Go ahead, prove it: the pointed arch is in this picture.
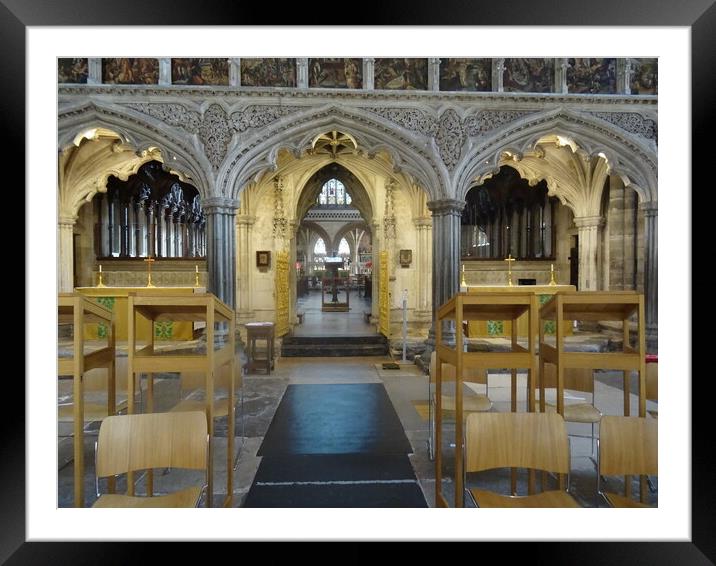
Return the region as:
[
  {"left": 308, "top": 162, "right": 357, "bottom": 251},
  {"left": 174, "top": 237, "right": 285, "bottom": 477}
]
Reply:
[
  {"left": 219, "top": 105, "right": 446, "bottom": 201},
  {"left": 454, "top": 108, "right": 657, "bottom": 205},
  {"left": 58, "top": 100, "right": 212, "bottom": 199}
]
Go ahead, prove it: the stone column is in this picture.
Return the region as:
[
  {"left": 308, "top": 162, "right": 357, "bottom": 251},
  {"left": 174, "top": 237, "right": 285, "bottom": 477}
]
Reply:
[
  {"left": 493, "top": 58, "right": 505, "bottom": 92},
  {"left": 426, "top": 199, "right": 465, "bottom": 347},
  {"left": 236, "top": 214, "right": 255, "bottom": 318},
  {"left": 297, "top": 58, "right": 309, "bottom": 88},
  {"left": 58, "top": 215, "right": 76, "bottom": 292},
  {"left": 428, "top": 58, "right": 441, "bottom": 91},
  {"left": 556, "top": 58, "right": 568, "bottom": 93},
  {"left": 203, "top": 197, "right": 239, "bottom": 309},
  {"left": 574, "top": 215, "right": 604, "bottom": 291},
  {"left": 158, "top": 58, "right": 171, "bottom": 86},
  {"left": 618, "top": 58, "right": 631, "bottom": 94},
  {"left": 88, "top": 58, "right": 102, "bottom": 85},
  {"left": 641, "top": 202, "right": 658, "bottom": 352},
  {"left": 364, "top": 58, "right": 375, "bottom": 90},
  {"left": 229, "top": 58, "right": 241, "bottom": 86},
  {"left": 413, "top": 217, "right": 432, "bottom": 314}
]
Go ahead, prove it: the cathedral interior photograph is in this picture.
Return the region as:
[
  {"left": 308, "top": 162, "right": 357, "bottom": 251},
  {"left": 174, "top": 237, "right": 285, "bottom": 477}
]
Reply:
[{"left": 55, "top": 56, "right": 658, "bottom": 511}]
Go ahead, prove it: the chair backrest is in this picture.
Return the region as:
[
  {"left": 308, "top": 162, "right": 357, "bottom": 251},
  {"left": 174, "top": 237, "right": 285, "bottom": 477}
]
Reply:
[
  {"left": 82, "top": 355, "right": 129, "bottom": 392},
  {"left": 179, "top": 361, "right": 242, "bottom": 394},
  {"left": 465, "top": 412, "right": 570, "bottom": 474},
  {"left": 430, "top": 351, "right": 487, "bottom": 385},
  {"left": 646, "top": 362, "right": 658, "bottom": 402},
  {"left": 96, "top": 411, "right": 208, "bottom": 478},
  {"left": 539, "top": 363, "right": 595, "bottom": 394},
  {"left": 599, "top": 416, "right": 657, "bottom": 477}
]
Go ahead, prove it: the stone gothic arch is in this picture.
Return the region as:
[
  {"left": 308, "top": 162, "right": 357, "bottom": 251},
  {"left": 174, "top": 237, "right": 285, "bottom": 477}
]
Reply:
[
  {"left": 58, "top": 100, "right": 212, "bottom": 200},
  {"left": 453, "top": 108, "right": 657, "bottom": 205},
  {"left": 219, "top": 105, "right": 447, "bottom": 202}
]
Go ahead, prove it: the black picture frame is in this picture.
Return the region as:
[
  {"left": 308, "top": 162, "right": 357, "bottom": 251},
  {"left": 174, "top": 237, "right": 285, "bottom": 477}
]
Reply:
[
  {"left": 16, "top": 1, "right": 709, "bottom": 561},
  {"left": 399, "top": 249, "right": 412, "bottom": 267},
  {"left": 256, "top": 250, "right": 271, "bottom": 269}
]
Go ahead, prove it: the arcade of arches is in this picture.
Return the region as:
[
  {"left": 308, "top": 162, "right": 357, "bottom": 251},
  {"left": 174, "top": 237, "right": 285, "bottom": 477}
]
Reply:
[{"left": 56, "top": 57, "right": 658, "bottom": 509}]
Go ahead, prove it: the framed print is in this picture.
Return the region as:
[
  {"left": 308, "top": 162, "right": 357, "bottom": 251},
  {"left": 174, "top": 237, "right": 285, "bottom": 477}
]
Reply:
[
  {"left": 19, "top": 2, "right": 708, "bottom": 559},
  {"left": 256, "top": 250, "right": 271, "bottom": 268},
  {"left": 399, "top": 249, "right": 412, "bottom": 267}
]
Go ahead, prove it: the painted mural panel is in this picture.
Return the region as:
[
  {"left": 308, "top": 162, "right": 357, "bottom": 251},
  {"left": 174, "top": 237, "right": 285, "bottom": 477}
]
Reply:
[
  {"left": 58, "top": 58, "right": 88, "bottom": 83},
  {"left": 102, "top": 58, "right": 158, "bottom": 84},
  {"left": 374, "top": 59, "right": 428, "bottom": 90},
  {"left": 308, "top": 58, "right": 362, "bottom": 89},
  {"left": 630, "top": 58, "right": 657, "bottom": 94},
  {"left": 439, "top": 58, "right": 492, "bottom": 91},
  {"left": 171, "top": 58, "right": 229, "bottom": 85},
  {"left": 240, "top": 59, "right": 296, "bottom": 87},
  {"left": 503, "top": 58, "right": 554, "bottom": 93},
  {"left": 566, "top": 58, "right": 616, "bottom": 94}
]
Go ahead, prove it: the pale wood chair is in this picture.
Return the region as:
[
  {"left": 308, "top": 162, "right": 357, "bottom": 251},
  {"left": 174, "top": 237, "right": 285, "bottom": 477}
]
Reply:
[
  {"left": 92, "top": 411, "right": 208, "bottom": 508},
  {"left": 598, "top": 415, "right": 657, "bottom": 507},
  {"left": 537, "top": 364, "right": 602, "bottom": 461},
  {"left": 646, "top": 360, "right": 658, "bottom": 418},
  {"left": 428, "top": 351, "right": 492, "bottom": 461},
  {"left": 464, "top": 412, "right": 580, "bottom": 507}
]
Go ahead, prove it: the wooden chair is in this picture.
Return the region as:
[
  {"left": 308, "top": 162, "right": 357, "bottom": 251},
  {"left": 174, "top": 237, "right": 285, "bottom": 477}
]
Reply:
[
  {"left": 537, "top": 364, "right": 602, "bottom": 462},
  {"left": 428, "top": 351, "right": 492, "bottom": 461},
  {"left": 170, "top": 361, "right": 244, "bottom": 469},
  {"left": 464, "top": 412, "right": 580, "bottom": 507},
  {"left": 598, "top": 415, "right": 657, "bottom": 507},
  {"left": 93, "top": 411, "right": 208, "bottom": 507},
  {"left": 58, "top": 356, "right": 136, "bottom": 428}
]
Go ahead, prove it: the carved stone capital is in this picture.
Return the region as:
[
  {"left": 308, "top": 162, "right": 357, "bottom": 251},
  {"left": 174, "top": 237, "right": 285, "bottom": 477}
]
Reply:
[
  {"left": 202, "top": 196, "right": 239, "bottom": 214},
  {"left": 427, "top": 198, "right": 465, "bottom": 216},
  {"left": 236, "top": 214, "right": 256, "bottom": 226},
  {"left": 573, "top": 215, "right": 605, "bottom": 229},
  {"left": 58, "top": 215, "right": 77, "bottom": 227},
  {"left": 639, "top": 201, "right": 658, "bottom": 217},
  {"left": 413, "top": 216, "right": 432, "bottom": 228}
]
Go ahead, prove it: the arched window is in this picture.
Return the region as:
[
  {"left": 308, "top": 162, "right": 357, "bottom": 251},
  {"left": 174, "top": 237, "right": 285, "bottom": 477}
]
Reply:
[
  {"left": 316, "top": 178, "right": 352, "bottom": 206},
  {"left": 313, "top": 237, "right": 327, "bottom": 255},
  {"left": 338, "top": 237, "right": 350, "bottom": 256}
]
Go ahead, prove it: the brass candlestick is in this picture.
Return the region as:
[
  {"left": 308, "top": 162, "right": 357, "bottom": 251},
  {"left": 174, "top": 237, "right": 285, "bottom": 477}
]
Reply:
[
  {"left": 504, "top": 254, "right": 516, "bottom": 287},
  {"left": 460, "top": 264, "right": 467, "bottom": 288},
  {"left": 96, "top": 264, "right": 106, "bottom": 288},
  {"left": 143, "top": 256, "right": 156, "bottom": 287},
  {"left": 549, "top": 263, "right": 557, "bottom": 286},
  {"left": 195, "top": 265, "right": 200, "bottom": 287}
]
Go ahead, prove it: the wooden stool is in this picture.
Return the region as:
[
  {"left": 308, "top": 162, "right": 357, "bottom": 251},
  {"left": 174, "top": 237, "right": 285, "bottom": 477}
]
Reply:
[{"left": 245, "top": 322, "right": 275, "bottom": 374}]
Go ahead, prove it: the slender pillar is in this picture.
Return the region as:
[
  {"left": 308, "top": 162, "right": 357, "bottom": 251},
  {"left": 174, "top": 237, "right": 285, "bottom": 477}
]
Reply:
[
  {"left": 641, "top": 202, "right": 658, "bottom": 352},
  {"left": 159, "top": 58, "right": 171, "bottom": 86},
  {"left": 236, "top": 214, "right": 255, "bottom": 317},
  {"left": 574, "top": 215, "right": 604, "bottom": 291},
  {"left": 297, "top": 58, "right": 309, "bottom": 89},
  {"left": 58, "top": 215, "right": 76, "bottom": 292},
  {"left": 426, "top": 199, "right": 465, "bottom": 347},
  {"left": 414, "top": 217, "right": 432, "bottom": 314},
  {"left": 204, "top": 197, "right": 239, "bottom": 309},
  {"left": 428, "top": 58, "right": 441, "bottom": 91},
  {"left": 364, "top": 58, "right": 375, "bottom": 90}
]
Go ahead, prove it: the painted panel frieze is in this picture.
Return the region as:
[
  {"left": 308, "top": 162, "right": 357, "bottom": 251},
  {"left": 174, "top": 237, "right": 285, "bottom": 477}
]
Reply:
[
  {"left": 171, "top": 58, "right": 229, "bottom": 85},
  {"left": 439, "top": 58, "right": 492, "bottom": 91},
  {"left": 58, "top": 58, "right": 88, "bottom": 83},
  {"left": 308, "top": 58, "right": 362, "bottom": 89},
  {"left": 240, "top": 58, "right": 297, "bottom": 87},
  {"left": 374, "top": 58, "right": 428, "bottom": 90},
  {"left": 503, "top": 58, "right": 554, "bottom": 93},
  {"left": 566, "top": 58, "right": 616, "bottom": 94},
  {"left": 630, "top": 58, "right": 657, "bottom": 95},
  {"left": 102, "top": 58, "right": 159, "bottom": 84}
]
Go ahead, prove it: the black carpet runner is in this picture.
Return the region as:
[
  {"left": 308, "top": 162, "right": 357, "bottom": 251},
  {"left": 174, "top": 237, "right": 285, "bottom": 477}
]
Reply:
[{"left": 244, "top": 383, "right": 427, "bottom": 507}]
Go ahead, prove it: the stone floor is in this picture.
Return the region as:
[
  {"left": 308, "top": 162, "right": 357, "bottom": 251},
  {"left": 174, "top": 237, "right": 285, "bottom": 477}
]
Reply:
[
  {"left": 293, "top": 289, "right": 374, "bottom": 336},
  {"left": 58, "top": 336, "right": 657, "bottom": 508}
]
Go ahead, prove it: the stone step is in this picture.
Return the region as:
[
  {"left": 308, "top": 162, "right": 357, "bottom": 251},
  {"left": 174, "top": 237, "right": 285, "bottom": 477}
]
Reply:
[
  {"left": 281, "top": 342, "right": 388, "bottom": 357},
  {"left": 282, "top": 335, "right": 388, "bottom": 346}
]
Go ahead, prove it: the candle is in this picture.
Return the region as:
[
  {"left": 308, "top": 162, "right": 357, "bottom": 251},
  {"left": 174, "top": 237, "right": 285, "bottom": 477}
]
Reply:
[
  {"left": 99, "top": 264, "right": 102, "bottom": 273},
  {"left": 551, "top": 264, "right": 554, "bottom": 272},
  {"left": 195, "top": 265, "right": 199, "bottom": 273}
]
